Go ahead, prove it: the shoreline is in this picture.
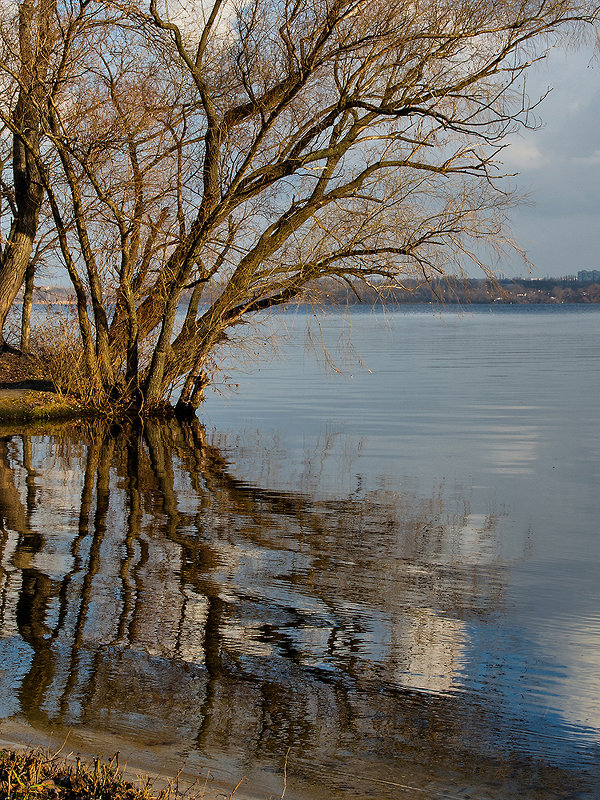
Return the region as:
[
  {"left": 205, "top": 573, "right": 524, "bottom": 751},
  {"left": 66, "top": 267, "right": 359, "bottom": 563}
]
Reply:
[
  {"left": 0, "top": 720, "right": 281, "bottom": 800},
  {"left": 0, "top": 731, "right": 252, "bottom": 800},
  {"left": 0, "top": 387, "right": 84, "bottom": 422},
  {"left": 0, "top": 745, "right": 197, "bottom": 800}
]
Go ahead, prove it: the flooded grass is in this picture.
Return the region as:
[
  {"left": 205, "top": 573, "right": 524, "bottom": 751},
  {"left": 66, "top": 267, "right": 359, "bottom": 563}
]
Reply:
[{"left": 0, "top": 748, "right": 229, "bottom": 800}]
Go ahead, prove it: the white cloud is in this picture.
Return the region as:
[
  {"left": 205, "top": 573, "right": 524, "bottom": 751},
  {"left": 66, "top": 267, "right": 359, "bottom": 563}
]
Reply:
[
  {"left": 572, "top": 148, "right": 600, "bottom": 166},
  {"left": 503, "top": 137, "right": 547, "bottom": 171}
]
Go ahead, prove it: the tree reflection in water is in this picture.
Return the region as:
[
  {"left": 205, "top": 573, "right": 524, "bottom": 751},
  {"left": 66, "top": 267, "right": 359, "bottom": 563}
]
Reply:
[{"left": 0, "top": 420, "right": 595, "bottom": 799}]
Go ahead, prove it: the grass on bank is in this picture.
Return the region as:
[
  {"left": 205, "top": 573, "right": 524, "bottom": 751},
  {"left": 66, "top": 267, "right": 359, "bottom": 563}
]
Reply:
[
  {"left": 0, "top": 748, "right": 242, "bottom": 800},
  {"left": 0, "top": 392, "right": 83, "bottom": 422}
]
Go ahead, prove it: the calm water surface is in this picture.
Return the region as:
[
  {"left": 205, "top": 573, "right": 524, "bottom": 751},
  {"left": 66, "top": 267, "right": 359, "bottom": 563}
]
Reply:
[{"left": 0, "top": 305, "right": 599, "bottom": 799}]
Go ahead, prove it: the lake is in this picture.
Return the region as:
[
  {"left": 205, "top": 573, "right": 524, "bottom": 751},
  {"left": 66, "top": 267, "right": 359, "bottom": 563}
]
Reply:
[{"left": 1, "top": 304, "right": 599, "bottom": 799}]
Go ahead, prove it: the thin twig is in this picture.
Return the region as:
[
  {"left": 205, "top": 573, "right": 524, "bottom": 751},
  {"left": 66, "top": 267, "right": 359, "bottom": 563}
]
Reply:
[{"left": 280, "top": 747, "right": 290, "bottom": 800}]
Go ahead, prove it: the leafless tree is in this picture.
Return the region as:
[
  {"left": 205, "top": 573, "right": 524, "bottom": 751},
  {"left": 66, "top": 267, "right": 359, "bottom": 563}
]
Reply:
[
  {"left": 3, "top": 0, "right": 599, "bottom": 414},
  {"left": 0, "top": 0, "right": 57, "bottom": 349},
  {"left": 0, "top": 0, "right": 117, "bottom": 350}
]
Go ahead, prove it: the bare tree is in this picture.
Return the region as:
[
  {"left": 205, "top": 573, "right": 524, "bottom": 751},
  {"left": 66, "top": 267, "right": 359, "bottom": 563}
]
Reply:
[
  {"left": 0, "top": 0, "right": 109, "bottom": 350},
  {"left": 145, "top": 0, "right": 600, "bottom": 413},
  {"left": 0, "top": 0, "right": 57, "bottom": 349},
  {"left": 5, "top": 0, "right": 598, "bottom": 413},
  {"left": 37, "top": 19, "right": 196, "bottom": 403}
]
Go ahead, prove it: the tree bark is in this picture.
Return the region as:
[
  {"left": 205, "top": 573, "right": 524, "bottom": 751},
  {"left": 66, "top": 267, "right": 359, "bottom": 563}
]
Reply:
[
  {"left": 20, "top": 260, "right": 34, "bottom": 351},
  {"left": 0, "top": 226, "right": 41, "bottom": 349},
  {"left": 175, "top": 367, "right": 209, "bottom": 418}
]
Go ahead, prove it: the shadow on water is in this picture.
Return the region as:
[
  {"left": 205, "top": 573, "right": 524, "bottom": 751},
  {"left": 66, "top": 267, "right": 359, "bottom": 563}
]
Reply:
[{"left": 0, "top": 419, "right": 598, "bottom": 799}]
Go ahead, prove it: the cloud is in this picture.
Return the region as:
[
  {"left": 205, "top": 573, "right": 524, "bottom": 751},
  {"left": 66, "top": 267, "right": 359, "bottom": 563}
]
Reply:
[
  {"left": 572, "top": 148, "right": 600, "bottom": 166},
  {"left": 498, "top": 44, "right": 600, "bottom": 276},
  {"left": 503, "top": 138, "right": 547, "bottom": 171}
]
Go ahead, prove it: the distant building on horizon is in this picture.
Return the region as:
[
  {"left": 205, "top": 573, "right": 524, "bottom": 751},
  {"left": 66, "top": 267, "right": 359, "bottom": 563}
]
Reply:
[{"left": 577, "top": 269, "right": 600, "bottom": 282}]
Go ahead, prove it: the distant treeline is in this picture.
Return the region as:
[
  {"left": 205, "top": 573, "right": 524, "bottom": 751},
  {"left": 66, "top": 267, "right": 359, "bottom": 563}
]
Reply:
[
  {"left": 302, "top": 278, "right": 600, "bottom": 305},
  {"left": 32, "top": 277, "right": 600, "bottom": 309}
]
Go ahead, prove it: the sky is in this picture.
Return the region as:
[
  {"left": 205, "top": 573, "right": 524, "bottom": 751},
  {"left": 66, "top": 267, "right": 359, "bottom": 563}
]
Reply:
[{"left": 500, "top": 43, "right": 600, "bottom": 278}]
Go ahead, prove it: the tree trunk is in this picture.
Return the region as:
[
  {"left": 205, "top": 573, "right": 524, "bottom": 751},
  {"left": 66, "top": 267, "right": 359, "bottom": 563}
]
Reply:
[
  {"left": 20, "top": 261, "right": 34, "bottom": 351},
  {"left": 144, "top": 284, "right": 183, "bottom": 410},
  {"left": 175, "top": 365, "right": 208, "bottom": 418},
  {"left": 0, "top": 225, "right": 40, "bottom": 349},
  {"left": 0, "top": 0, "right": 56, "bottom": 347}
]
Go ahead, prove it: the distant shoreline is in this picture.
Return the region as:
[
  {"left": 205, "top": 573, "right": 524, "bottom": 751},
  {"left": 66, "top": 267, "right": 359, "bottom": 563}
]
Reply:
[
  {"left": 21, "top": 278, "right": 600, "bottom": 308},
  {"left": 304, "top": 278, "right": 600, "bottom": 306}
]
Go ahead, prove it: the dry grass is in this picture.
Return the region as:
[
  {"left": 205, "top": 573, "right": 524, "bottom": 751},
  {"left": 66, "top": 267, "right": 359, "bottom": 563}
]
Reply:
[
  {"left": 0, "top": 748, "right": 218, "bottom": 800},
  {"left": 27, "top": 324, "right": 107, "bottom": 411},
  {"left": 0, "top": 321, "right": 105, "bottom": 420},
  {"left": 0, "top": 351, "right": 46, "bottom": 386}
]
